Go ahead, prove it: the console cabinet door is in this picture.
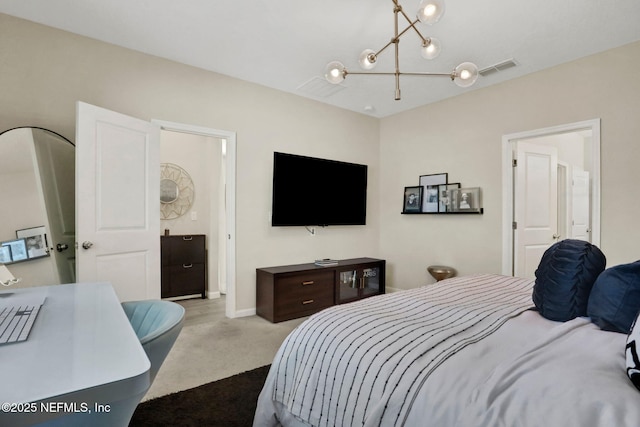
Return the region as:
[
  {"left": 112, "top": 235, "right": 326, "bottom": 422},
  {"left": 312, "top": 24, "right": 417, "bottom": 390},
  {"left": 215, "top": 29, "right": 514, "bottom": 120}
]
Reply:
[{"left": 336, "top": 264, "right": 383, "bottom": 304}]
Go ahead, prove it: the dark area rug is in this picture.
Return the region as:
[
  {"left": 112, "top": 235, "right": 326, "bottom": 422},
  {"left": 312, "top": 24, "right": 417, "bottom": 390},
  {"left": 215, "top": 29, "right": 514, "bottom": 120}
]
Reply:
[{"left": 129, "top": 365, "right": 271, "bottom": 427}]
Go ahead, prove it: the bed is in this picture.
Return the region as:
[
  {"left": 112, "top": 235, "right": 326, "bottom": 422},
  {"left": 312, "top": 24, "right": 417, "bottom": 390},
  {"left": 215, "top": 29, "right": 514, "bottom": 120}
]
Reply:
[{"left": 253, "top": 267, "right": 640, "bottom": 427}]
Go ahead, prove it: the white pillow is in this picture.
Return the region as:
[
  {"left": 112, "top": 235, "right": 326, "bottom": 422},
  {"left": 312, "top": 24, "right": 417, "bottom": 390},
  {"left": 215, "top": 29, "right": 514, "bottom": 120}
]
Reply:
[{"left": 625, "top": 312, "right": 640, "bottom": 391}]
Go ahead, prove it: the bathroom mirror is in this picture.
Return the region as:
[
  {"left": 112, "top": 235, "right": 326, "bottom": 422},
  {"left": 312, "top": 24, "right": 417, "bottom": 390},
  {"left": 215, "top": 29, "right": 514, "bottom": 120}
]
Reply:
[{"left": 0, "top": 127, "right": 75, "bottom": 286}]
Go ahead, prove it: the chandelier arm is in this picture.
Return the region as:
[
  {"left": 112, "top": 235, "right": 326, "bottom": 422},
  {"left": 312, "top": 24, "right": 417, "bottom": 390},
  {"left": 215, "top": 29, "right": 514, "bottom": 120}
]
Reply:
[
  {"left": 372, "top": 20, "right": 427, "bottom": 60},
  {"left": 373, "top": 40, "right": 396, "bottom": 59},
  {"left": 394, "top": 4, "right": 401, "bottom": 100},
  {"left": 398, "top": 8, "right": 429, "bottom": 43},
  {"left": 393, "top": 0, "right": 428, "bottom": 42},
  {"left": 371, "top": 4, "right": 426, "bottom": 63},
  {"left": 400, "top": 72, "right": 453, "bottom": 77},
  {"left": 397, "top": 20, "right": 423, "bottom": 43},
  {"left": 344, "top": 71, "right": 452, "bottom": 77}
]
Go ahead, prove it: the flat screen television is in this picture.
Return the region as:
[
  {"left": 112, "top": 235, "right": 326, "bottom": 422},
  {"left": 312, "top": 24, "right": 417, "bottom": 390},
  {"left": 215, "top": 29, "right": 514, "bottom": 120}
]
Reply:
[{"left": 271, "top": 152, "right": 368, "bottom": 226}]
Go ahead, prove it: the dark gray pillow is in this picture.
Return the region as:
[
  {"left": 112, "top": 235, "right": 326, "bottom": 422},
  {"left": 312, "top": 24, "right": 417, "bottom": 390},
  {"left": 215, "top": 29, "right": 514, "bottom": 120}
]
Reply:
[
  {"left": 533, "top": 239, "right": 606, "bottom": 322},
  {"left": 588, "top": 261, "right": 640, "bottom": 333}
]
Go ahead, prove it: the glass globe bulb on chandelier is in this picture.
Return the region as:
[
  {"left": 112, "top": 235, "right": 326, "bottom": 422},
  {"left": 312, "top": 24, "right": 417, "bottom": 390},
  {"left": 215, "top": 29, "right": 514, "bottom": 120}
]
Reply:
[{"left": 324, "top": 0, "right": 478, "bottom": 101}]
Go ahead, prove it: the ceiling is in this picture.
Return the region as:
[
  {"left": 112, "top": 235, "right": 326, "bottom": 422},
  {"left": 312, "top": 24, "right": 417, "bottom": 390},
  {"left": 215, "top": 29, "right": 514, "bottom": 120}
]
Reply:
[{"left": 1, "top": 0, "right": 640, "bottom": 118}]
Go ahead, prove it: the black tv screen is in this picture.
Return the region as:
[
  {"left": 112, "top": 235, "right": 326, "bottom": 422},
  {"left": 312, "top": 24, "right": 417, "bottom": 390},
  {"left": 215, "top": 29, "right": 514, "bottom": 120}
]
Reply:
[{"left": 271, "top": 152, "right": 367, "bottom": 226}]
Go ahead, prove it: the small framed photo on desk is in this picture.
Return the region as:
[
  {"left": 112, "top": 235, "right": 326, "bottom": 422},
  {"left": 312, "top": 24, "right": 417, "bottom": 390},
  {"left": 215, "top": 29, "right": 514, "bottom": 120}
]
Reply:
[
  {"left": 0, "top": 246, "right": 11, "bottom": 263},
  {"left": 1, "top": 238, "right": 28, "bottom": 263},
  {"left": 17, "top": 226, "right": 49, "bottom": 259}
]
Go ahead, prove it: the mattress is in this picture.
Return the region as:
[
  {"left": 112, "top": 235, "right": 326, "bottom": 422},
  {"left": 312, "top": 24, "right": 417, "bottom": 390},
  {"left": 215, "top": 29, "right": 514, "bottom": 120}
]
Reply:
[{"left": 254, "top": 274, "right": 640, "bottom": 427}]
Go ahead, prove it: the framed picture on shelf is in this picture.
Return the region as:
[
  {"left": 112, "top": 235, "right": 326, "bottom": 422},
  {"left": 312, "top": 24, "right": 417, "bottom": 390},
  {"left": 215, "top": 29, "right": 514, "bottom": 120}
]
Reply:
[
  {"left": 1, "top": 238, "right": 28, "bottom": 263},
  {"left": 16, "top": 226, "right": 49, "bottom": 259},
  {"left": 438, "top": 183, "right": 460, "bottom": 212},
  {"left": 450, "top": 187, "right": 482, "bottom": 212},
  {"left": 419, "top": 173, "right": 447, "bottom": 213},
  {"left": 403, "top": 186, "right": 423, "bottom": 213}
]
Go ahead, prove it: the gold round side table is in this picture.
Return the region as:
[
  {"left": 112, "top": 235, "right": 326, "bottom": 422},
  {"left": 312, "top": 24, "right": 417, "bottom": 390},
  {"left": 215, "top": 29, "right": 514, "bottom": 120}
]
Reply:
[{"left": 427, "top": 265, "right": 456, "bottom": 281}]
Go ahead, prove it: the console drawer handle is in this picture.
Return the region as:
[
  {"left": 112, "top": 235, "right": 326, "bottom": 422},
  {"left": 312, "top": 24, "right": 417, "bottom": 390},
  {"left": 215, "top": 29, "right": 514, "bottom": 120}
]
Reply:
[
  {"left": 302, "top": 281, "right": 314, "bottom": 286},
  {"left": 183, "top": 263, "right": 193, "bottom": 268},
  {"left": 302, "top": 299, "right": 314, "bottom": 305},
  {"left": 182, "top": 236, "right": 193, "bottom": 241}
]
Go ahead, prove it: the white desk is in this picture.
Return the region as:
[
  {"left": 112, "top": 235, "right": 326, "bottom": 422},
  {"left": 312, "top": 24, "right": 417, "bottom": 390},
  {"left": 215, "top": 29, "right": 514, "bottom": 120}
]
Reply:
[{"left": 0, "top": 282, "right": 150, "bottom": 426}]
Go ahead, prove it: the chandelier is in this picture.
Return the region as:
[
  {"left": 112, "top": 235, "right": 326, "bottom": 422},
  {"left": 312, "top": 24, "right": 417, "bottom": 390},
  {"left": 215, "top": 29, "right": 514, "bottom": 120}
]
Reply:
[{"left": 324, "top": 0, "right": 479, "bottom": 100}]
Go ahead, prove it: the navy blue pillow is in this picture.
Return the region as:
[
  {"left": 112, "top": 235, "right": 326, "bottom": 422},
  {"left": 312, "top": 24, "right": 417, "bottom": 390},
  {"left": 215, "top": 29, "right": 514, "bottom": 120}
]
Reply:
[
  {"left": 533, "top": 239, "right": 606, "bottom": 322},
  {"left": 588, "top": 261, "right": 640, "bottom": 333}
]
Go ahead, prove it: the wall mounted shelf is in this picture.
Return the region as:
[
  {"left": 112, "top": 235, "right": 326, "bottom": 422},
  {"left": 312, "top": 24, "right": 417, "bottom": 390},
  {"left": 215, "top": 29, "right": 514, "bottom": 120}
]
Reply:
[
  {"left": 401, "top": 209, "right": 484, "bottom": 215},
  {"left": 402, "top": 174, "right": 483, "bottom": 215}
]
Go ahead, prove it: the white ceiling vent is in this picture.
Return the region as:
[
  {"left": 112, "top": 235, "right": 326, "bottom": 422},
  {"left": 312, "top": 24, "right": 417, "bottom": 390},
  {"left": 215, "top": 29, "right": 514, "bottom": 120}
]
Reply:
[
  {"left": 297, "top": 76, "right": 346, "bottom": 98},
  {"left": 479, "top": 59, "right": 518, "bottom": 77}
]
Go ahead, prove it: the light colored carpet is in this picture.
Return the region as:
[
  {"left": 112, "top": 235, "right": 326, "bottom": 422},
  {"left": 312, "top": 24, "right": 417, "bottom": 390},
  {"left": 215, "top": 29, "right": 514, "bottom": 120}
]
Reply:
[{"left": 143, "top": 297, "right": 305, "bottom": 400}]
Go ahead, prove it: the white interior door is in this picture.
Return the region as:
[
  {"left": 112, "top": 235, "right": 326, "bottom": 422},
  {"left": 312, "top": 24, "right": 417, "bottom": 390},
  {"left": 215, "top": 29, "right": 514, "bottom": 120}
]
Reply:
[
  {"left": 556, "top": 162, "right": 569, "bottom": 246},
  {"left": 32, "top": 130, "right": 77, "bottom": 283},
  {"left": 514, "top": 141, "right": 559, "bottom": 278},
  {"left": 571, "top": 168, "right": 590, "bottom": 241},
  {"left": 76, "top": 102, "right": 160, "bottom": 301}
]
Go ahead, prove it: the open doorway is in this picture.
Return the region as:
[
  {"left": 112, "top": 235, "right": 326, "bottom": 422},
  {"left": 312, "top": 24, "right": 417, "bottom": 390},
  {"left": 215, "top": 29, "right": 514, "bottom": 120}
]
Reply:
[
  {"left": 501, "top": 119, "right": 601, "bottom": 278},
  {"left": 153, "top": 120, "right": 237, "bottom": 318}
]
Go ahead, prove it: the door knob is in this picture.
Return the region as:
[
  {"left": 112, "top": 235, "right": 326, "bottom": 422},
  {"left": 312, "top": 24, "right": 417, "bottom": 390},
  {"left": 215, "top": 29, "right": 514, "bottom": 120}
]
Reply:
[
  {"left": 552, "top": 234, "right": 561, "bottom": 241},
  {"left": 82, "top": 241, "right": 94, "bottom": 250},
  {"left": 56, "top": 243, "right": 69, "bottom": 252}
]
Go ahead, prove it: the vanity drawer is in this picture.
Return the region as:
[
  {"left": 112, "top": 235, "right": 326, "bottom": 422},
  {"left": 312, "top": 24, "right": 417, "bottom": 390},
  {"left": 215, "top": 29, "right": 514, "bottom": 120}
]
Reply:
[
  {"left": 274, "top": 271, "right": 334, "bottom": 318},
  {"left": 275, "top": 270, "right": 334, "bottom": 295},
  {"left": 257, "top": 269, "right": 334, "bottom": 322}
]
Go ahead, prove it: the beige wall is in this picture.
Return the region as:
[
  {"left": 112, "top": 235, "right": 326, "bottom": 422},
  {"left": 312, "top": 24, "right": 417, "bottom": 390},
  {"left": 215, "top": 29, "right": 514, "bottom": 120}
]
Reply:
[
  {"left": 2, "top": 13, "right": 638, "bottom": 308},
  {"left": 380, "top": 41, "right": 640, "bottom": 290},
  {"left": 0, "top": 14, "right": 380, "bottom": 312}
]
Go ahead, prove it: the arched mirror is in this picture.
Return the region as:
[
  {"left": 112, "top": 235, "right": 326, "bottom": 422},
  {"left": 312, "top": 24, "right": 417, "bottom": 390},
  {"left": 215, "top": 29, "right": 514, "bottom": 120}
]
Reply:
[{"left": 0, "top": 127, "right": 75, "bottom": 286}]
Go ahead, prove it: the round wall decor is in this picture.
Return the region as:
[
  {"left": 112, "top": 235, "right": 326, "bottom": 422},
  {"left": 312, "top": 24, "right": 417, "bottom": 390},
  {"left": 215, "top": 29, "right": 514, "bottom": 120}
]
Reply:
[{"left": 160, "top": 163, "right": 195, "bottom": 219}]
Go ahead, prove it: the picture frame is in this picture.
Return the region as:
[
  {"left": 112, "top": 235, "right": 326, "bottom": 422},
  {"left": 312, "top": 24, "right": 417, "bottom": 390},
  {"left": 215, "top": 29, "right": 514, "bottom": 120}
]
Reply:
[
  {"left": 450, "top": 187, "right": 482, "bottom": 212},
  {"left": 0, "top": 246, "right": 11, "bottom": 264},
  {"left": 1, "top": 238, "right": 28, "bottom": 263},
  {"left": 419, "top": 173, "right": 447, "bottom": 213},
  {"left": 437, "top": 183, "right": 461, "bottom": 212},
  {"left": 403, "top": 186, "right": 423, "bottom": 213},
  {"left": 16, "top": 226, "right": 49, "bottom": 259}
]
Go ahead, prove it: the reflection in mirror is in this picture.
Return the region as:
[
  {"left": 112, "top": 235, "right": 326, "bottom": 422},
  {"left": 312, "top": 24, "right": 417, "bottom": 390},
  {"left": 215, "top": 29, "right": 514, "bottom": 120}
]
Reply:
[
  {"left": 0, "top": 127, "right": 75, "bottom": 287},
  {"left": 160, "top": 178, "right": 179, "bottom": 203}
]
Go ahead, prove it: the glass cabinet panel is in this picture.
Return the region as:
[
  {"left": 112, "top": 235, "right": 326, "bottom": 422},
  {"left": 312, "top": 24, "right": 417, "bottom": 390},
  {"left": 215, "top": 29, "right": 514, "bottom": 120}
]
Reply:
[
  {"left": 361, "top": 267, "right": 380, "bottom": 297},
  {"left": 337, "top": 266, "right": 381, "bottom": 303},
  {"left": 338, "top": 270, "right": 359, "bottom": 302}
]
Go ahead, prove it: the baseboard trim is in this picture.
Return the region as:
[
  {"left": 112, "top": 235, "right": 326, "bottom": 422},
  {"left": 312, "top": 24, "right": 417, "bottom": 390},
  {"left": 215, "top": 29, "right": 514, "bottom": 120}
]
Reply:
[{"left": 234, "top": 308, "right": 256, "bottom": 318}]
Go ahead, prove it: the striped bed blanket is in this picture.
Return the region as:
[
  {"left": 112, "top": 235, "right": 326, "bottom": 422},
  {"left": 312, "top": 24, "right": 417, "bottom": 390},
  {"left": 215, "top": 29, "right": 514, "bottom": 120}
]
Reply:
[{"left": 271, "top": 274, "right": 535, "bottom": 427}]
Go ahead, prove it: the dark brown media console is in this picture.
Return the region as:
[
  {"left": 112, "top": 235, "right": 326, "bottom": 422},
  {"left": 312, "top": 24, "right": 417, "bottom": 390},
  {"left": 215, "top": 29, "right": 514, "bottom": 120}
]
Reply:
[{"left": 256, "top": 257, "right": 385, "bottom": 323}]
